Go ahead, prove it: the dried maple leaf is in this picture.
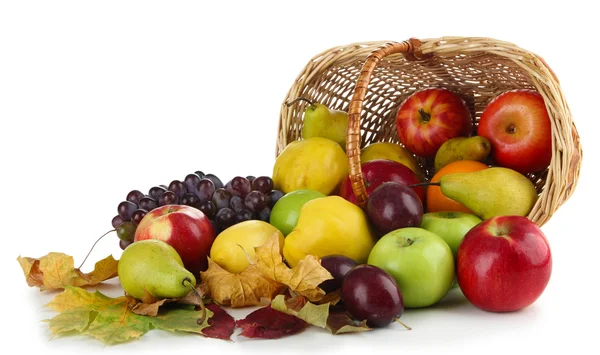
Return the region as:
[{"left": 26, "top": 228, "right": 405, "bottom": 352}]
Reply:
[
  {"left": 202, "top": 303, "right": 236, "bottom": 341},
  {"left": 45, "top": 286, "right": 213, "bottom": 344},
  {"left": 236, "top": 305, "right": 307, "bottom": 339},
  {"left": 271, "top": 294, "right": 371, "bottom": 334},
  {"left": 129, "top": 285, "right": 209, "bottom": 317},
  {"left": 17, "top": 253, "right": 118, "bottom": 291},
  {"left": 129, "top": 297, "right": 170, "bottom": 317},
  {"left": 200, "top": 258, "right": 284, "bottom": 308},
  {"left": 253, "top": 233, "right": 333, "bottom": 302}
]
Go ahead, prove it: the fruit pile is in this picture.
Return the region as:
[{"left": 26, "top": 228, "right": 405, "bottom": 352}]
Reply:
[{"left": 20, "top": 85, "right": 557, "bottom": 343}]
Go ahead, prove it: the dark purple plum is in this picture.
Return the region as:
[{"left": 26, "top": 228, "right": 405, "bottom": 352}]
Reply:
[
  {"left": 366, "top": 182, "right": 423, "bottom": 235},
  {"left": 341, "top": 264, "right": 405, "bottom": 328},
  {"left": 318, "top": 255, "right": 358, "bottom": 293}
]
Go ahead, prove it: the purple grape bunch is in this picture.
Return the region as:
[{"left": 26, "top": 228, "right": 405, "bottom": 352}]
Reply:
[{"left": 112, "top": 171, "right": 283, "bottom": 250}]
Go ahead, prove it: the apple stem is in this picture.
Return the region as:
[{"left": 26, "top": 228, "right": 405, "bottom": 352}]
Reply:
[
  {"left": 394, "top": 318, "right": 412, "bottom": 330},
  {"left": 285, "top": 97, "right": 315, "bottom": 107},
  {"left": 77, "top": 229, "right": 116, "bottom": 270},
  {"left": 409, "top": 182, "right": 440, "bottom": 188},
  {"left": 183, "top": 278, "right": 207, "bottom": 325},
  {"left": 418, "top": 108, "right": 431, "bottom": 123}
]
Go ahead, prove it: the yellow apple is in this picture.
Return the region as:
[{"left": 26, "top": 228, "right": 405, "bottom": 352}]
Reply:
[{"left": 210, "top": 220, "right": 284, "bottom": 274}]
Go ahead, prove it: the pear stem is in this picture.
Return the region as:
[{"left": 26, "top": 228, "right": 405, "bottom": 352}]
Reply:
[
  {"left": 409, "top": 182, "right": 440, "bottom": 188},
  {"left": 394, "top": 318, "right": 412, "bottom": 330},
  {"left": 183, "top": 278, "right": 207, "bottom": 325},
  {"left": 77, "top": 229, "right": 116, "bottom": 270},
  {"left": 285, "top": 97, "right": 315, "bottom": 107}
]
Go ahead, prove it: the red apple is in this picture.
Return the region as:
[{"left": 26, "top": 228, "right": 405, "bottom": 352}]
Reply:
[
  {"left": 134, "top": 205, "right": 215, "bottom": 275},
  {"left": 396, "top": 88, "right": 472, "bottom": 158},
  {"left": 339, "top": 159, "right": 424, "bottom": 205},
  {"left": 477, "top": 89, "right": 552, "bottom": 174},
  {"left": 456, "top": 215, "right": 552, "bottom": 312}
]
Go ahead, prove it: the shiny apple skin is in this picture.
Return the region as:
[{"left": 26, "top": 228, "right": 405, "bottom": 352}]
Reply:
[
  {"left": 396, "top": 88, "right": 472, "bottom": 158},
  {"left": 134, "top": 205, "right": 215, "bottom": 275},
  {"left": 456, "top": 215, "right": 552, "bottom": 312},
  {"left": 477, "top": 90, "right": 552, "bottom": 174}
]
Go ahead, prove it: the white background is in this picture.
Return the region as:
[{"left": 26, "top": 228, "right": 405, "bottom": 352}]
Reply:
[{"left": 1, "top": 1, "right": 598, "bottom": 354}]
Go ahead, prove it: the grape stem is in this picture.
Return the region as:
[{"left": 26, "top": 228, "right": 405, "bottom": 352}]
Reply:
[
  {"left": 395, "top": 318, "right": 412, "bottom": 330},
  {"left": 183, "top": 278, "right": 207, "bottom": 325},
  {"left": 285, "top": 97, "right": 315, "bottom": 107},
  {"left": 77, "top": 229, "right": 116, "bottom": 270}
]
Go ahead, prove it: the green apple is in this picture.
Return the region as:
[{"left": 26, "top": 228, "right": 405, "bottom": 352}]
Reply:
[
  {"left": 367, "top": 227, "right": 454, "bottom": 308},
  {"left": 269, "top": 189, "right": 325, "bottom": 236},
  {"left": 420, "top": 212, "right": 482, "bottom": 257}
]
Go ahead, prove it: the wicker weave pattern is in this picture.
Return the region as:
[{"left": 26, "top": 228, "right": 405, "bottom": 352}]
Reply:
[{"left": 278, "top": 37, "right": 582, "bottom": 226}]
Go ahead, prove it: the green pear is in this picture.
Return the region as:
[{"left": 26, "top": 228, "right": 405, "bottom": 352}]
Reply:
[
  {"left": 118, "top": 239, "right": 196, "bottom": 300},
  {"left": 440, "top": 167, "right": 538, "bottom": 220},
  {"left": 434, "top": 136, "right": 491, "bottom": 172},
  {"left": 301, "top": 101, "right": 348, "bottom": 149}
]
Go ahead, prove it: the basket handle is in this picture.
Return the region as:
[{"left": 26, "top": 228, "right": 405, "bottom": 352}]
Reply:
[{"left": 346, "top": 38, "right": 427, "bottom": 208}]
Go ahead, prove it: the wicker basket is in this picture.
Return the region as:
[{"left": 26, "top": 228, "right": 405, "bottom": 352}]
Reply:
[{"left": 277, "top": 37, "right": 582, "bottom": 226}]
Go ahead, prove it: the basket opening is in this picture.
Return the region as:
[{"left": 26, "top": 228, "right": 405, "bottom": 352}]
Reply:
[{"left": 286, "top": 51, "right": 548, "bottom": 192}]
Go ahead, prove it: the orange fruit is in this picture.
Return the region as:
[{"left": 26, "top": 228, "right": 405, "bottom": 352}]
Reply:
[{"left": 426, "top": 160, "right": 489, "bottom": 213}]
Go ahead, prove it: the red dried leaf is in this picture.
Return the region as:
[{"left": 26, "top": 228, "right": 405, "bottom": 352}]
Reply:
[
  {"left": 202, "top": 303, "right": 235, "bottom": 341},
  {"left": 236, "top": 305, "right": 307, "bottom": 339}
]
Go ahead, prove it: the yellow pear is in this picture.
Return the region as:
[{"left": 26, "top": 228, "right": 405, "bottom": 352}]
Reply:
[
  {"left": 283, "top": 196, "right": 377, "bottom": 267},
  {"left": 273, "top": 137, "right": 348, "bottom": 195},
  {"left": 440, "top": 167, "right": 538, "bottom": 220}
]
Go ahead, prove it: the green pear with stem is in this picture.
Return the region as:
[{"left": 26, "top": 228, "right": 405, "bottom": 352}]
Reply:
[
  {"left": 434, "top": 136, "right": 491, "bottom": 172},
  {"left": 118, "top": 239, "right": 196, "bottom": 300},
  {"left": 287, "top": 98, "right": 348, "bottom": 149},
  {"left": 421, "top": 167, "right": 538, "bottom": 220}
]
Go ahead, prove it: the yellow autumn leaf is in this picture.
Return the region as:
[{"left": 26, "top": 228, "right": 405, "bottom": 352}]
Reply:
[
  {"left": 17, "top": 252, "right": 118, "bottom": 291},
  {"left": 254, "top": 233, "right": 333, "bottom": 302},
  {"left": 45, "top": 286, "right": 212, "bottom": 344},
  {"left": 200, "top": 258, "right": 284, "bottom": 308}
]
